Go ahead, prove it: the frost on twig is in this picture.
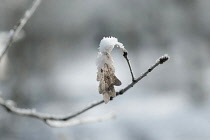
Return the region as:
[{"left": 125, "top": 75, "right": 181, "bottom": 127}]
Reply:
[{"left": 96, "top": 37, "right": 127, "bottom": 103}]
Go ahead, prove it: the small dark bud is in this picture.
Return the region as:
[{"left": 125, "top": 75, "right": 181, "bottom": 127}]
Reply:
[
  {"left": 123, "top": 52, "right": 128, "bottom": 57},
  {"left": 159, "top": 54, "right": 169, "bottom": 64}
]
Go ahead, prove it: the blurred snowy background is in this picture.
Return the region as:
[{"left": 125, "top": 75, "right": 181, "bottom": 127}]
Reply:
[{"left": 1, "top": 0, "right": 210, "bottom": 140}]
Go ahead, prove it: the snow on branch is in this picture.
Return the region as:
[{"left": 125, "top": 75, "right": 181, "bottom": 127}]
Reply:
[
  {"left": 0, "top": 95, "right": 115, "bottom": 127},
  {"left": 45, "top": 114, "right": 116, "bottom": 128}
]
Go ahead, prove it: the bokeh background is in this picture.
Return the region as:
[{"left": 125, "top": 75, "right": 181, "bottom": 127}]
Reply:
[{"left": 1, "top": 0, "right": 210, "bottom": 140}]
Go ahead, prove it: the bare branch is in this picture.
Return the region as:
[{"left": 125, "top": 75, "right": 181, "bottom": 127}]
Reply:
[
  {"left": 0, "top": 0, "right": 41, "bottom": 62},
  {"left": 0, "top": 54, "right": 169, "bottom": 127}
]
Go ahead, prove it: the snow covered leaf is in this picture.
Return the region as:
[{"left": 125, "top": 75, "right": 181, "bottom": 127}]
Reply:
[{"left": 96, "top": 37, "right": 126, "bottom": 103}]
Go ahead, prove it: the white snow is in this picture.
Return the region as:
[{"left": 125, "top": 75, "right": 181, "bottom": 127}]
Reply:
[
  {"left": 98, "top": 37, "right": 126, "bottom": 53},
  {"left": 96, "top": 36, "right": 126, "bottom": 71}
]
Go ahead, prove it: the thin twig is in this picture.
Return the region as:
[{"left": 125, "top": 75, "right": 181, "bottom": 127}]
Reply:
[
  {"left": 0, "top": 0, "right": 41, "bottom": 62},
  {"left": 117, "top": 54, "right": 169, "bottom": 95},
  {"left": 0, "top": 54, "right": 169, "bottom": 127},
  {"left": 54, "top": 100, "right": 104, "bottom": 121},
  {"left": 123, "top": 51, "right": 136, "bottom": 82}
]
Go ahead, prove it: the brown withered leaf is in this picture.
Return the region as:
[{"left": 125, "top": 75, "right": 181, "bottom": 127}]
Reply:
[{"left": 97, "top": 63, "right": 121, "bottom": 103}]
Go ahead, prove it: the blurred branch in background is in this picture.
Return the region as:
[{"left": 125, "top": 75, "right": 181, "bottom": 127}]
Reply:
[
  {"left": 0, "top": 0, "right": 169, "bottom": 128},
  {"left": 0, "top": 0, "right": 41, "bottom": 62}
]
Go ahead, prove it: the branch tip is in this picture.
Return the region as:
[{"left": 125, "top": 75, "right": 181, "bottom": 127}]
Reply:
[
  {"left": 123, "top": 51, "right": 128, "bottom": 57},
  {"left": 159, "top": 54, "right": 170, "bottom": 64}
]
